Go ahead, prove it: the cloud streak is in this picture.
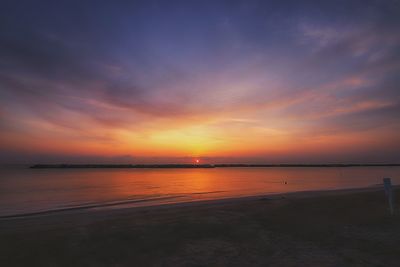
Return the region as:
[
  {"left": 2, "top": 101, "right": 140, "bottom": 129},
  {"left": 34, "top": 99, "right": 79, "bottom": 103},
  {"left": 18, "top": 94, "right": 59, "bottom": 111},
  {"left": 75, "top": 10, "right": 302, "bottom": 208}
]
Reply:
[{"left": 0, "top": 0, "right": 399, "bottom": 163}]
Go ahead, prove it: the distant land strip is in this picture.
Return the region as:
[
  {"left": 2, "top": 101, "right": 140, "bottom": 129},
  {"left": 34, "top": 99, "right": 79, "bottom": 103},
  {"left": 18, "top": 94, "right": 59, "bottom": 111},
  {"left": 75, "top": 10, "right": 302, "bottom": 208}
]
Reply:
[{"left": 30, "top": 164, "right": 400, "bottom": 169}]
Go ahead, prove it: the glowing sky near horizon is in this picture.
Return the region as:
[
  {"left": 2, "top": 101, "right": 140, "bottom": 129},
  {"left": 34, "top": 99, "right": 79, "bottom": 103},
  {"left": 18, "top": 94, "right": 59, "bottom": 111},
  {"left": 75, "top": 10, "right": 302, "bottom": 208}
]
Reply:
[{"left": 1, "top": 0, "right": 400, "bottom": 163}]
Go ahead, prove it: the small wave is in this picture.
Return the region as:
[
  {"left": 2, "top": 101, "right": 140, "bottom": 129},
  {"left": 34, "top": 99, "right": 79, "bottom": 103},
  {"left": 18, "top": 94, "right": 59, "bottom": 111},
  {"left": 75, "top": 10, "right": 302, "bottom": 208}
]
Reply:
[
  {"left": 189, "top": 190, "right": 228, "bottom": 195},
  {"left": 0, "top": 195, "right": 187, "bottom": 219}
]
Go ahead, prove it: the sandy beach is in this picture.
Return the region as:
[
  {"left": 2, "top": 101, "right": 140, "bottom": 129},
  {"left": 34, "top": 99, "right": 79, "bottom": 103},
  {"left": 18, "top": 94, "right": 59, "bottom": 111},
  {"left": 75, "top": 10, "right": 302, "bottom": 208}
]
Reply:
[
  {"left": 2, "top": 0, "right": 399, "bottom": 266},
  {"left": 1, "top": 186, "right": 399, "bottom": 266}
]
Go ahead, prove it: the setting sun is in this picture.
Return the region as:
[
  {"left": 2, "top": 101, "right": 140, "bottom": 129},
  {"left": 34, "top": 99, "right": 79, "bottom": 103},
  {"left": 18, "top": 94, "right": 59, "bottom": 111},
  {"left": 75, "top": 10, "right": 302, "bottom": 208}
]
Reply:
[{"left": 1, "top": 1, "right": 399, "bottom": 266}]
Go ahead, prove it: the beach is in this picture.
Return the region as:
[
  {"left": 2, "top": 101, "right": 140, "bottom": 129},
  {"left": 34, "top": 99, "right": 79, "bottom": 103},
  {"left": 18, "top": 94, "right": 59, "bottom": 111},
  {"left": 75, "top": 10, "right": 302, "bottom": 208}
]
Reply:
[
  {"left": 1, "top": 186, "right": 399, "bottom": 266},
  {"left": 2, "top": 0, "right": 400, "bottom": 266}
]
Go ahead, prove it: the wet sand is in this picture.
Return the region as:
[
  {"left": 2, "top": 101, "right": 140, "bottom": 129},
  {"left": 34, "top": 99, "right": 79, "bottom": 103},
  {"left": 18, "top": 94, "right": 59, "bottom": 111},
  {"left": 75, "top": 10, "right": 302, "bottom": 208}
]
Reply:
[{"left": 1, "top": 186, "right": 399, "bottom": 266}]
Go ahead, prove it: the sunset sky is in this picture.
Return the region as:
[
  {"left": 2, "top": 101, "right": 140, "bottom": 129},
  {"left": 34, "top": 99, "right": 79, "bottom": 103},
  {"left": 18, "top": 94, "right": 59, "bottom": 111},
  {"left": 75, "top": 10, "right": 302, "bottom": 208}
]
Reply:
[{"left": 1, "top": 0, "right": 399, "bottom": 163}]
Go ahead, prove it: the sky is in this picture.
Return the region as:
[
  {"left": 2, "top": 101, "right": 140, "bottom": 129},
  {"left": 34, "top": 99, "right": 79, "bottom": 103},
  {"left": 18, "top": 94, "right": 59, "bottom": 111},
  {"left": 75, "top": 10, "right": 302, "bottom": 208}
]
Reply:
[{"left": 1, "top": 0, "right": 400, "bottom": 164}]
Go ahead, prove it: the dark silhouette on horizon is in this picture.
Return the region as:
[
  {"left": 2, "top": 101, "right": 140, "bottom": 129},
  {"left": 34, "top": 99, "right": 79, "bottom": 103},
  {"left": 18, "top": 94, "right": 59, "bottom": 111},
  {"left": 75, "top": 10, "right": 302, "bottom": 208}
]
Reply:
[{"left": 30, "top": 163, "right": 400, "bottom": 169}]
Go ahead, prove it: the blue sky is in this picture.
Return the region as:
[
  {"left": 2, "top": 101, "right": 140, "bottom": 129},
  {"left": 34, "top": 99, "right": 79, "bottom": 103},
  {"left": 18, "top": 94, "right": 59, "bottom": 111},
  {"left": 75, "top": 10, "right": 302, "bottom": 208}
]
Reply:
[{"left": 1, "top": 0, "right": 400, "bottom": 163}]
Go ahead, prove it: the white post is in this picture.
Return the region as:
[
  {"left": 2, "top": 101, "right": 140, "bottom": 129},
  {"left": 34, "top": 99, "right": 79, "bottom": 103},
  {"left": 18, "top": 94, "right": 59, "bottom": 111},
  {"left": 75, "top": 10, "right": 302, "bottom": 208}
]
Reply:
[{"left": 383, "top": 178, "right": 394, "bottom": 215}]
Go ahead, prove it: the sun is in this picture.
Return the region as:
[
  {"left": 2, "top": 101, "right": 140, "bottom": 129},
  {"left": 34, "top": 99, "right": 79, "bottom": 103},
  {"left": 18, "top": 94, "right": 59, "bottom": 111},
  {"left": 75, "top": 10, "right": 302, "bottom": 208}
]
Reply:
[{"left": 195, "top": 159, "right": 200, "bottom": 163}]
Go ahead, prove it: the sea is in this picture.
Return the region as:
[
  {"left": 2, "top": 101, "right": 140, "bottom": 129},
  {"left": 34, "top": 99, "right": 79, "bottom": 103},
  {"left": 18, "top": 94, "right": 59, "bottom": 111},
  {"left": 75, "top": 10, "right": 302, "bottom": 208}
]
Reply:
[{"left": 1, "top": 165, "right": 399, "bottom": 217}]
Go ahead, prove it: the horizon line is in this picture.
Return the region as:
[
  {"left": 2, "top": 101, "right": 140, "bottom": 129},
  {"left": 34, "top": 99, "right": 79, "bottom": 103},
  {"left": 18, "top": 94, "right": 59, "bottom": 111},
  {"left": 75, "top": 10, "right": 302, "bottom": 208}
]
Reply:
[{"left": 29, "top": 163, "right": 400, "bottom": 169}]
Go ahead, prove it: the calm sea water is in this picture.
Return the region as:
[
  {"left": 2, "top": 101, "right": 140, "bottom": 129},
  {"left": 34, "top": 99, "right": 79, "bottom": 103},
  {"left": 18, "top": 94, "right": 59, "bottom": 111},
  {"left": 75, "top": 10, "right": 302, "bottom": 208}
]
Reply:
[{"left": 0, "top": 166, "right": 399, "bottom": 217}]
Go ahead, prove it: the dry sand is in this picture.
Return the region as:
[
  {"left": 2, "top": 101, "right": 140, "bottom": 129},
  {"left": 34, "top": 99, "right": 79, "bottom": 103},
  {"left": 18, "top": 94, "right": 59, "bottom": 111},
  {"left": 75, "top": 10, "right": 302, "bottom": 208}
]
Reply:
[{"left": 1, "top": 186, "right": 399, "bottom": 266}]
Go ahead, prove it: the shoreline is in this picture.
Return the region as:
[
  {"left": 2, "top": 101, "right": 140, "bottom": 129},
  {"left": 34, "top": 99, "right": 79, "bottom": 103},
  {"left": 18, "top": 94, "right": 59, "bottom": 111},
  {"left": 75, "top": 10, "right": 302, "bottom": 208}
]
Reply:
[
  {"left": 1, "top": 185, "right": 399, "bottom": 266},
  {"left": 0, "top": 184, "right": 392, "bottom": 221}
]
